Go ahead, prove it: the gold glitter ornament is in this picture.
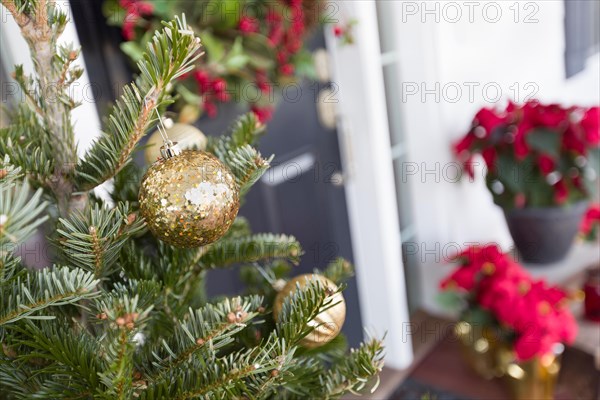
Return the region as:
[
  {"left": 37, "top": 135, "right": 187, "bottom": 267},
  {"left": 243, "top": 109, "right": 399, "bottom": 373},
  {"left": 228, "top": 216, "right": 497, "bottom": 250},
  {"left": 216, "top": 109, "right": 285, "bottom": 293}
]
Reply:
[
  {"left": 144, "top": 122, "right": 207, "bottom": 164},
  {"left": 273, "top": 274, "right": 346, "bottom": 348},
  {"left": 139, "top": 149, "right": 240, "bottom": 248}
]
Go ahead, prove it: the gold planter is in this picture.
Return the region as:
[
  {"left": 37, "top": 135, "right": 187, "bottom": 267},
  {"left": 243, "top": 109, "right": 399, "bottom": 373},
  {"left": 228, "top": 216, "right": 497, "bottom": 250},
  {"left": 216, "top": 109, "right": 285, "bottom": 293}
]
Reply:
[
  {"left": 454, "top": 321, "right": 502, "bottom": 379},
  {"left": 455, "top": 321, "right": 563, "bottom": 400},
  {"left": 499, "top": 346, "right": 562, "bottom": 400}
]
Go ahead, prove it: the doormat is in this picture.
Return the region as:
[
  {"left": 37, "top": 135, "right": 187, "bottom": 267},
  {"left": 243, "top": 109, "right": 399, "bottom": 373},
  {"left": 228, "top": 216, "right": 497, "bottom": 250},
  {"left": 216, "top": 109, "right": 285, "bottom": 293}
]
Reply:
[{"left": 389, "top": 377, "right": 471, "bottom": 400}]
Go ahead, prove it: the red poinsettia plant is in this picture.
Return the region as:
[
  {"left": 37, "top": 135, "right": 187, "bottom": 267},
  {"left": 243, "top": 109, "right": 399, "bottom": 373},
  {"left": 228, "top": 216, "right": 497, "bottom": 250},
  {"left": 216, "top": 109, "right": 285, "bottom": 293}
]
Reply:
[
  {"left": 441, "top": 245, "right": 578, "bottom": 361},
  {"left": 454, "top": 101, "right": 600, "bottom": 209},
  {"left": 580, "top": 203, "right": 600, "bottom": 241},
  {"left": 104, "top": 0, "right": 326, "bottom": 122}
]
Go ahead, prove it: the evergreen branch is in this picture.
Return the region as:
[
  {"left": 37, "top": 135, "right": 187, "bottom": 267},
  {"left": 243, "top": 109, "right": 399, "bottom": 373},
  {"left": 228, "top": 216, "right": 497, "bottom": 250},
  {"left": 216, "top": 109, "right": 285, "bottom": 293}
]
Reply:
[
  {"left": 142, "top": 295, "right": 263, "bottom": 383},
  {"left": 321, "top": 258, "right": 355, "bottom": 285},
  {"left": 208, "top": 113, "right": 271, "bottom": 196},
  {"left": 276, "top": 279, "right": 342, "bottom": 345},
  {"left": 226, "top": 112, "right": 265, "bottom": 148},
  {"left": 95, "top": 294, "right": 154, "bottom": 400},
  {"left": 54, "top": 203, "right": 145, "bottom": 279},
  {"left": 321, "top": 338, "right": 385, "bottom": 399},
  {"left": 213, "top": 144, "right": 272, "bottom": 197},
  {"left": 0, "top": 254, "right": 25, "bottom": 287},
  {"left": 0, "top": 107, "right": 55, "bottom": 188},
  {"left": 0, "top": 177, "right": 48, "bottom": 253},
  {"left": 274, "top": 357, "right": 326, "bottom": 398},
  {"left": 198, "top": 233, "right": 302, "bottom": 269},
  {"left": 7, "top": 320, "right": 102, "bottom": 393},
  {"left": 1, "top": 0, "right": 78, "bottom": 215},
  {"left": 0, "top": 266, "right": 100, "bottom": 326},
  {"left": 141, "top": 334, "right": 292, "bottom": 400},
  {"left": 75, "top": 16, "right": 202, "bottom": 191},
  {"left": 0, "top": 360, "right": 46, "bottom": 400},
  {"left": 0, "top": 155, "right": 23, "bottom": 188}
]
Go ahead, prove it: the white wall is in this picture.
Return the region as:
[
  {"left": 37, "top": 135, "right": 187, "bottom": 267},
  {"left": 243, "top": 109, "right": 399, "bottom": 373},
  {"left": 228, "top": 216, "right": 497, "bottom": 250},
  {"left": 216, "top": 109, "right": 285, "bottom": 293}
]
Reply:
[{"left": 389, "top": 1, "right": 600, "bottom": 312}]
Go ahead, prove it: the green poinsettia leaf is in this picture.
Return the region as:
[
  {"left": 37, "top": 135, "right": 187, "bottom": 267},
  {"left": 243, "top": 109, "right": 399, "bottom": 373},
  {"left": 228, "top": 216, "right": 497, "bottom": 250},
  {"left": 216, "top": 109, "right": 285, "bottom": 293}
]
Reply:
[
  {"left": 526, "top": 128, "right": 561, "bottom": 157},
  {"left": 495, "top": 153, "right": 533, "bottom": 194}
]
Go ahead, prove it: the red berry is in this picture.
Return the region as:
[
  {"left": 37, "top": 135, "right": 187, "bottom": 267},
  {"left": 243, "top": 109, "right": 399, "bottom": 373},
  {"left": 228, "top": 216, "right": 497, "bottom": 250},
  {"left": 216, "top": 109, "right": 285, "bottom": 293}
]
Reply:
[
  {"left": 238, "top": 16, "right": 258, "bottom": 34},
  {"left": 204, "top": 100, "right": 217, "bottom": 118},
  {"left": 215, "top": 91, "right": 231, "bottom": 102},
  {"left": 334, "top": 26, "right": 344, "bottom": 37},
  {"left": 280, "top": 63, "right": 295, "bottom": 76},
  {"left": 212, "top": 78, "right": 227, "bottom": 93},
  {"left": 251, "top": 105, "right": 273, "bottom": 123},
  {"left": 136, "top": 2, "right": 154, "bottom": 16}
]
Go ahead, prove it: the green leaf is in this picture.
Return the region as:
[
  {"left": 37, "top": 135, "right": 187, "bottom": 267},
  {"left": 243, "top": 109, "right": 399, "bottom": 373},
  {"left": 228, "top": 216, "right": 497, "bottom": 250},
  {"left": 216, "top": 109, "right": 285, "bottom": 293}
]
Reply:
[
  {"left": 120, "top": 41, "right": 145, "bottom": 62},
  {"left": 495, "top": 153, "right": 534, "bottom": 194},
  {"left": 526, "top": 128, "right": 561, "bottom": 157},
  {"left": 224, "top": 37, "right": 249, "bottom": 70},
  {"left": 199, "top": 30, "right": 225, "bottom": 63},
  {"left": 243, "top": 34, "right": 276, "bottom": 70}
]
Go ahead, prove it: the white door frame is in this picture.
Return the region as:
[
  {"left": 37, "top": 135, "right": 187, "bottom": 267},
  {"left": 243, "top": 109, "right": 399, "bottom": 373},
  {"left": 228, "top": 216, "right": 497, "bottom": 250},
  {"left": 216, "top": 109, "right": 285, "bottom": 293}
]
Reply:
[{"left": 325, "top": 0, "right": 413, "bottom": 370}]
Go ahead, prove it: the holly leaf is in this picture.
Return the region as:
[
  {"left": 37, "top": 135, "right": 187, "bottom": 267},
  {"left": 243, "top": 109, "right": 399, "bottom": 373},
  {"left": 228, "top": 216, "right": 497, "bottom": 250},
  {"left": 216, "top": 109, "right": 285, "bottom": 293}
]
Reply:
[{"left": 526, "top": 128, "right": 561, "bottom": 157}]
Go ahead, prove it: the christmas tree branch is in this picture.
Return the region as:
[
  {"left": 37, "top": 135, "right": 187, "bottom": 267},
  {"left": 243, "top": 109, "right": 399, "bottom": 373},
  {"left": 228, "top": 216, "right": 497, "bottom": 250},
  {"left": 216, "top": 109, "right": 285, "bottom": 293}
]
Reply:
[
  {"left": 322, "top": 338, "right": 385, "bottom": 399},
  {"left": 143, "top": 296, "right": 263, "bottom": 383},
  {"left": 198, "top": 234, "right": 302, "bottom": 270},
  {"left": 0, "top": 175, "right": 48, "bottom": 254},
  {"left": 7, "top": 320, "right": 102, "bottom": 394},
  {"left": 0, "top": 266, "right": 99, "bottom": 326},
  {"left": 1, "top": 0, "right": 79, "bottom": 215},
  {"left": 207, "top": 113, "right": 272, "bottom": 197},
  {"left": 75, "top": 16, "right": 202, "bottom": 192},
  {"left": 54, "top": 203, "right": 145, "bottom": 279}
]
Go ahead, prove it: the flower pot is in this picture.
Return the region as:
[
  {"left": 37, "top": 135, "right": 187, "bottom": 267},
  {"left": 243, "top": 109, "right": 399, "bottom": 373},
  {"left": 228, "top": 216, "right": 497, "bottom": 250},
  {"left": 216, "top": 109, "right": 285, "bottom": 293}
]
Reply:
[
  {"left": 498, "top": 345, "right": 563, "bottom": 400},
  {"left": 454, "top": 321, "right": 502, "bottom": 380},
  {"left": 503, "top": 201, "right": 588, "bottom": 264}
]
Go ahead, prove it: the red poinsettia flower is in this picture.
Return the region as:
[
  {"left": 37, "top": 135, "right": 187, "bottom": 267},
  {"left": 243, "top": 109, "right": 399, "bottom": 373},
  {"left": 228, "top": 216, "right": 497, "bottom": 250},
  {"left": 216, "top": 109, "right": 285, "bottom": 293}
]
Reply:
[
  {"left": 581, "top": 106, "right": 600, "bottom": 145},
  {"left": 513, "top": 122, "right": 531, "bottom": 159},
  {"left": 481, "top": 147, "right": 497, "bottom": 171},
  {"left": 580, "top": 203, "right": 600, "bottom": 239},
  {"left": 441, "top": 245, "right": 577, "bottom": 361},
  {"left": 453, "top": 133, "right": 476, "bottom": 158},
  {"left": 474, "top": 108, "right": 505, "bottom": 137},
  {"left": 455, "top": 100, "right": 598, "bottom": 208},
  {"left": 553, "top": 179, "right": 568, "bottom": 204},
  {"left": 537, "top": 154, "right": 555, "bottom": 175}
]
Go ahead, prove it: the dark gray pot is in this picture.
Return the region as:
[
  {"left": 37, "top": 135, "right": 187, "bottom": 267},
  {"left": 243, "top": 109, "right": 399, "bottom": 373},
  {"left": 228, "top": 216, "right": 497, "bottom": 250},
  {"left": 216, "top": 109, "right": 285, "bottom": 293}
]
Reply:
[{"left": 504, "top": 201, "right": 588, "bottom": 264}]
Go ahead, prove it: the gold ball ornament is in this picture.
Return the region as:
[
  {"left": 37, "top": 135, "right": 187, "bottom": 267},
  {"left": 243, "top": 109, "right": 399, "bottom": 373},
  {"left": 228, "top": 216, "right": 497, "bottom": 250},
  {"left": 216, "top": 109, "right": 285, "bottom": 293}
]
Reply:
[
  {"left": 273, "top": 274, "right": 346, "bottom": 348},
  {"left": 138, "top": 150, "right": 240, "bottom": 248},
  {"left": 144, "top": 122, "right": 207, "bottom": 164}
]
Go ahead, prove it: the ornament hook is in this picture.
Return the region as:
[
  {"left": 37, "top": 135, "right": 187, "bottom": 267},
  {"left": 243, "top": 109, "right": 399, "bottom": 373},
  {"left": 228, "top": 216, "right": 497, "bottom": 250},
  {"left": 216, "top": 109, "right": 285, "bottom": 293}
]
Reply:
[{"left": 144, "top": 95, "right": 182, "bottom": 160}]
